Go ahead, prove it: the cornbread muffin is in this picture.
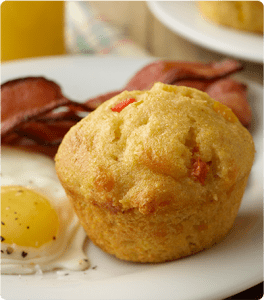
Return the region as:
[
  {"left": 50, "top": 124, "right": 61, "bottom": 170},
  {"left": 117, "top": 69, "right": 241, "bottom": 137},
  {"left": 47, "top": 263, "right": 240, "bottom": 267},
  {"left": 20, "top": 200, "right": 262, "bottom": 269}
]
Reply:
[
  {"left": 55, "top": 83, "right": 255, "bottom": 263},
  {"left": 198, "top": 1, "right": 263, "bottom": 33}
]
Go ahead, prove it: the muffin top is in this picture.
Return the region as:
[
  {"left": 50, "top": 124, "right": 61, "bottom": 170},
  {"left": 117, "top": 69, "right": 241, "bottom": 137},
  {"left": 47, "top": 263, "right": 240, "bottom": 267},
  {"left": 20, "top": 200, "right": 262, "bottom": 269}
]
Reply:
[{"left": 55, "top": 83, "right": 255, "bottom": 215}]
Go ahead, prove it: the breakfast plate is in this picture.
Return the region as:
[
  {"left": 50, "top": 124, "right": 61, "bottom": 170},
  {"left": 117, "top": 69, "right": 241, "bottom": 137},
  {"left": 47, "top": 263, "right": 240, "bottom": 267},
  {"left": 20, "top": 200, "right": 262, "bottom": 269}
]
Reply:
[
  {"left": 147, "top": 1, "right": 263, "bottom": 63},
  {"left": 1, "top": 56, "right": 263, "bottom": 300}
]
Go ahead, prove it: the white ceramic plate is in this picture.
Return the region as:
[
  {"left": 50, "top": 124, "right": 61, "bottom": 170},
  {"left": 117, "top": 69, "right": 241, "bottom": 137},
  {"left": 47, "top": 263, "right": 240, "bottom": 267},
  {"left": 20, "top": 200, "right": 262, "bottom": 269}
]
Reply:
[
  {"left": 1, "top": 56, "right": 263, "bottom": 300},
  {"left": 148, "top": 1, "right": 263, "bottom": 63}
]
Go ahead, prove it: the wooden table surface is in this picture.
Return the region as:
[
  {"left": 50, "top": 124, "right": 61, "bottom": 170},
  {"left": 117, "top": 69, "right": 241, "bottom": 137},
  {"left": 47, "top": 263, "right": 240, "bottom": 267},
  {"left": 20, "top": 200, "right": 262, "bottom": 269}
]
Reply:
[{"left": 90, "top": 2, "right": 263, "bottom": 299}]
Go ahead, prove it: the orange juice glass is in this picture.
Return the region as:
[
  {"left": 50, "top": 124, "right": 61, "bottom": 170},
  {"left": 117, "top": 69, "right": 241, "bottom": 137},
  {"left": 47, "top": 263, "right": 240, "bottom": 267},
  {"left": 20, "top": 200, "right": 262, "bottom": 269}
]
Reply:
[{"left": 1, "top": 1, "right": 65, "bottom": 62}]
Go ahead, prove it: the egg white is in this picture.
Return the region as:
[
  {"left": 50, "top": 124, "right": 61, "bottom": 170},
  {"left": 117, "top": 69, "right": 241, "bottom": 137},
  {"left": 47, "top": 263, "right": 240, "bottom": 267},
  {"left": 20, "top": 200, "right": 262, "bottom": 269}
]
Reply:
[{"left": 1, "top": 146, "right": 90, "bottom": 275}]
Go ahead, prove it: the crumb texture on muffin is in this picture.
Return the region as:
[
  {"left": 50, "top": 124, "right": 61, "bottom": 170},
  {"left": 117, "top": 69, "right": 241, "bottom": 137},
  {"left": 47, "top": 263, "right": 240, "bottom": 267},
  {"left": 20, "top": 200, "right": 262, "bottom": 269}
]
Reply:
[{"left": 55, "top": 82, "right": 255, "bottom": 262}]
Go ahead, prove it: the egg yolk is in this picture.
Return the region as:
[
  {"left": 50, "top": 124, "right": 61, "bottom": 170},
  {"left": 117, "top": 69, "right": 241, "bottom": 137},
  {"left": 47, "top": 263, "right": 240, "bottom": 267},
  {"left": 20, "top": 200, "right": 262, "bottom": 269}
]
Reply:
[{"left": 1, "top": 186, "right": 59, "bottom": 248}]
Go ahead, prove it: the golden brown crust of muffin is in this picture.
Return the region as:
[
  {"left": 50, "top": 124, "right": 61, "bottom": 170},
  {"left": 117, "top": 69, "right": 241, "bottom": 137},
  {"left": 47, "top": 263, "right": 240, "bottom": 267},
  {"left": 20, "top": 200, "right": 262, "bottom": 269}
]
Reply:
[
  {"left": 198, "top": 1, "right": 263, "bottom": 33},
  {"left": 55, "top": 83, "right": 255, "bottom": 262}
]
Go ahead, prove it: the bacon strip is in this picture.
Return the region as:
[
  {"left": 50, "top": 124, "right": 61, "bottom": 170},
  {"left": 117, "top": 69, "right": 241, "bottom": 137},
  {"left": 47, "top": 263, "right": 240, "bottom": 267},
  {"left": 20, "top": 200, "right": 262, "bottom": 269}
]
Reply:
[
  {"left": 124, "top": 59, "right": 242, "bottom": 91},
  {"left": 15, "top": 121, "right": 77, "bottom": 144},
  {"left": 1, "top": 77, "right": 64, "bottom": 120},
  {"left": 205, "top": 78, "right": 250, "bottom": 126},
  {"left": 37, "top": 110, "right": 83, "bottom": 123},
  {"left": 1, "top": 77, "right": 91, "bottom": 137},
  {"left": 2, "top": 97, "right": 70, "bottom": 137}
]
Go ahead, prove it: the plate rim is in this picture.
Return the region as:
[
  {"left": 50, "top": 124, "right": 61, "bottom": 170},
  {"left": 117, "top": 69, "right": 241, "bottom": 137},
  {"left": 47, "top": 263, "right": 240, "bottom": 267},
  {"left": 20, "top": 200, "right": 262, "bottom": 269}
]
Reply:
[{"left": 147, "top": 1, "right": 264, "bottom": 64}]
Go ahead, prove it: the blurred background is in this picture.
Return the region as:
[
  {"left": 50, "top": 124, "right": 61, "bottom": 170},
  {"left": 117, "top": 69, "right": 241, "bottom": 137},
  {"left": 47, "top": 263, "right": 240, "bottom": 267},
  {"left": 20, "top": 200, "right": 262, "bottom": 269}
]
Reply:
[{"left": 1, "top": 1, "right": 263, "bottom": 86}]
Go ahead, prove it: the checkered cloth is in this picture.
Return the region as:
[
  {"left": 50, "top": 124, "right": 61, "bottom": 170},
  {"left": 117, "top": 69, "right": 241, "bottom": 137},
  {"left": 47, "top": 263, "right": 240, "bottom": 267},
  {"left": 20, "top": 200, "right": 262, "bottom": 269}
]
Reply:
[{"left": 65, "top": 1, "right": 149, "bottom": 57}]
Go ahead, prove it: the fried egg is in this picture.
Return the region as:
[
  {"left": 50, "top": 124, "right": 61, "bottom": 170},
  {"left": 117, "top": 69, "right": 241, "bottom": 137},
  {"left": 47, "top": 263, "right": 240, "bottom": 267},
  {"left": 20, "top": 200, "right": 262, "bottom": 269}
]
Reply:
[{"left": 1, "top": 146, "right": 90, "bottom": 275}]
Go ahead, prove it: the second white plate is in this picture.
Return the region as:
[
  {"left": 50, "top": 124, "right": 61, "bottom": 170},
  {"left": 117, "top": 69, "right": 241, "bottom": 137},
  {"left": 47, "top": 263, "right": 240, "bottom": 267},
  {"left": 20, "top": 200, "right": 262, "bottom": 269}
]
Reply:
[{"left": 148, "top": 1, "right": 263, "bottom": 63}]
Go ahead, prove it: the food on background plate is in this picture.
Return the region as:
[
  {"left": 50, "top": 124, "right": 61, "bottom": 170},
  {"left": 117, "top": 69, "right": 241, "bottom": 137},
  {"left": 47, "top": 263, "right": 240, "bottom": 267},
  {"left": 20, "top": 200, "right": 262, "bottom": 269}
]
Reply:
[
  {"left": 1, "top": 59, "right": 252, "bottom": 158},
  {"left": 55, "top": 83, "right": 255, "bottom": 263},
  {"left": 198, "top": 1, "right": 263, "bottom": 34},
  {"left": 1, "top": 147, "right": 90, "bottom": 275}
]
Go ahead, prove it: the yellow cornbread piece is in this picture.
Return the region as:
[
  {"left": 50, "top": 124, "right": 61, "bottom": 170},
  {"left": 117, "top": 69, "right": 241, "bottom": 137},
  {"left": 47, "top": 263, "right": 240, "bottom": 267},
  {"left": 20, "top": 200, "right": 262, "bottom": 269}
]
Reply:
[
  {"left": 55, "top": 83, "right": 255, "bottom": 263},
  {"left": 198, "top": 1, "right": 263, "bottom": 33}
]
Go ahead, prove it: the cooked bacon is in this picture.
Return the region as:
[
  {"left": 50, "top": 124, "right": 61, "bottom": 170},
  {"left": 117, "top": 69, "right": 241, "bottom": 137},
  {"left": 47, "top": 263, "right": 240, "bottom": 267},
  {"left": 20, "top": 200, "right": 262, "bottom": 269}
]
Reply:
[
  {"left": 2, "top": 77, "right": 66, "bottom": 136},
  {"left": 14, "top": 121, "right": 77, "bottom": 144},
  {"left": 124, "top": 59, "right": 242, "bottom": 91},
  {"left": 206, "top": 78, "right": 251, "bottom": 126},
  {"left": 1, "top": 77, "right": 64, "bottom": 121},
  {"left": 1, "top": 77, "right": 92, "bottom": 156},
  {"left": 1, "top": 77, "right": 92, "bottom": 137},
  {"left": 37, "top": 110, "right": 83, "bottom": 123}
]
